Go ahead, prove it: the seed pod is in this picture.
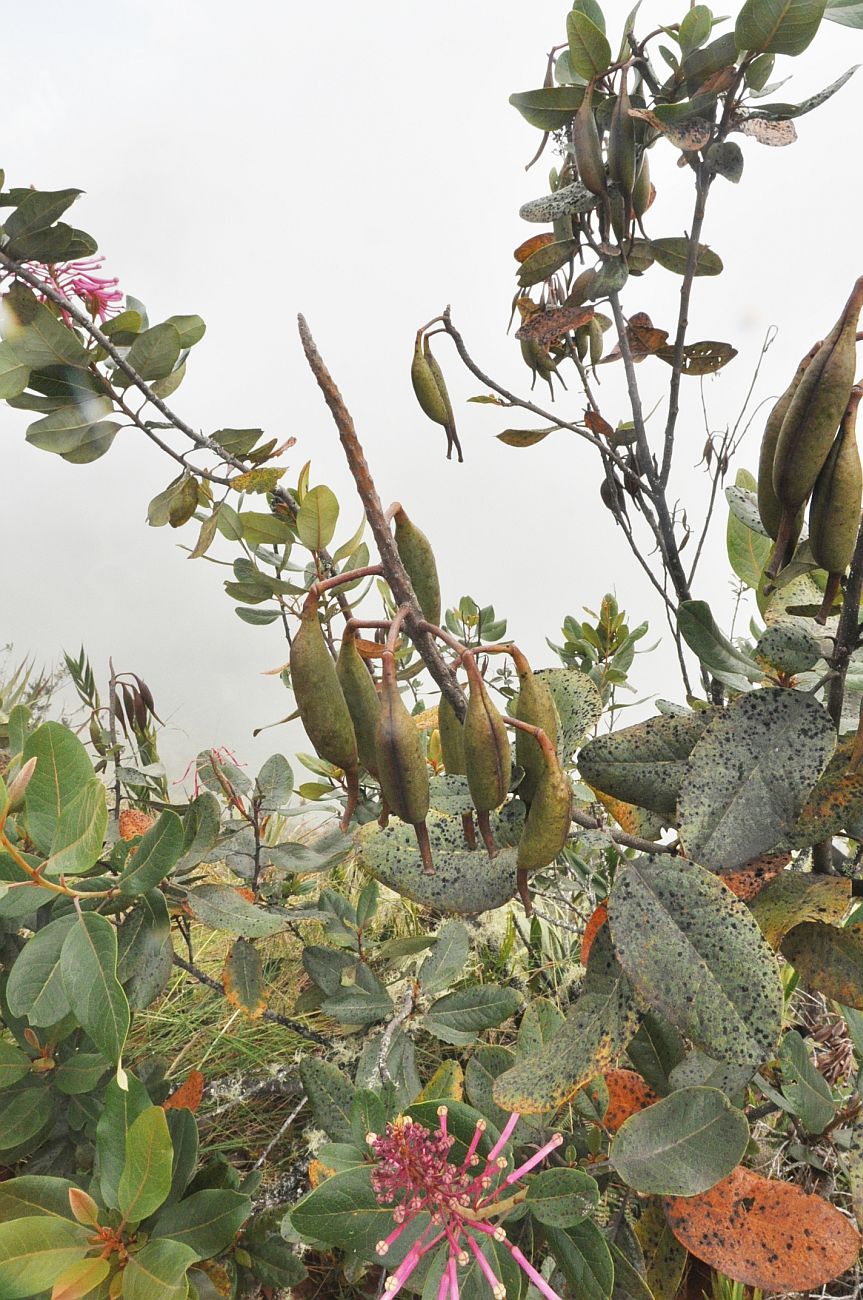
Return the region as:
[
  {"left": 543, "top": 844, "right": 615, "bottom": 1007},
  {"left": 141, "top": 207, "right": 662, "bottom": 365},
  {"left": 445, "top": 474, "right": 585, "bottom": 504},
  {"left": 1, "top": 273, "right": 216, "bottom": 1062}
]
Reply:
[
  {"left": 520, "top": 338, "right": 559, "bottom": 396},
  {"left": 290, "top": 591, "right": 359, "bottom": 829},
  {"left": 410, "top": 331, "right": 463, "bottom": 463},
  {"left": 462, "top": 653, "right": 512, "bottom": 857},
  {"left": 516, "top": 742, "right": 572, "bottom": 874},
  {"left": 608, "top": 70, "right": 636, "bottom": 213},
  {"left": 632, "top": 151, "right": 652, "bottom": 220},
  {"left": 336, "top": 625, "right": 381, "bottom": 777},
  {"left": 393, "top": 506, "right": 441, "bottom": 626},
  {"left": 771, "top": 277, "right": 863, "bottom": 570},
  {"left": 374, "top": 652, "right": 433, "bottom": 871},
  {"left": 757, "top": 342, "right": 819, "bottom": 539},
  {"left": 809, "top": 387, "right": 863, "bottom": 624},
  {"left": 438, "top": 690, "right": 466, "bottom": 775},
  {"left": 511, "top": 648, "right": 558, "bottom": 806},
  {"left": 573, "top": 81, "right": 606, "bottom": 198}
]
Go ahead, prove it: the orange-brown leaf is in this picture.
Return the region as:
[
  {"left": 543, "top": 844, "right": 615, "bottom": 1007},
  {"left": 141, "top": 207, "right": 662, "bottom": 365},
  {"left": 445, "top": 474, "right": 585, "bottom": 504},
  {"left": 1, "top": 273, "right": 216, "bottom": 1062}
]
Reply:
[
  {"left": 585, "top": 410, "right": 615, "bottom": 440},
  {"left": 119, "top": 809, "right": 155, "bottom": 841},
  {"left": 514, "top": 233, "right": 556, "bottom": 264},
  {"left": 515, "top": 304, "right": 595, "bottom": 347},
  {"left": 603, "top": 1068, "right": 659, "bottom": 1133},
  {"left": 163, "top": 1069, "right": 205, "bottom": 1114},
  {"left": 663, "top": 1165, "right": 861, "bottom": 1292},
  {"left": 719, "top": 852, "right": 789, "bottom": 901},
  {"left": 580, "top": 902, "right": 608, "bottom": 966}
]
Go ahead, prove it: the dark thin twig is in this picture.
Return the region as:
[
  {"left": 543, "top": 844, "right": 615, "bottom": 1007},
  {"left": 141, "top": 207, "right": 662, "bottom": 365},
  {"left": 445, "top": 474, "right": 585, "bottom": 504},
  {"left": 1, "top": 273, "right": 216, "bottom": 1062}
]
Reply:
[{"left": 171, "top": 954, "right": 330, "bottom": 1046}]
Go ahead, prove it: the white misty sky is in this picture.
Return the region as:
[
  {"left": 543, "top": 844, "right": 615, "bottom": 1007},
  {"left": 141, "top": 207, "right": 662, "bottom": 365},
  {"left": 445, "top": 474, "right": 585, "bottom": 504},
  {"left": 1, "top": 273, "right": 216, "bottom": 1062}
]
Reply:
[{"left": 3, "top": 1, "right": 862, "bottom": 786}]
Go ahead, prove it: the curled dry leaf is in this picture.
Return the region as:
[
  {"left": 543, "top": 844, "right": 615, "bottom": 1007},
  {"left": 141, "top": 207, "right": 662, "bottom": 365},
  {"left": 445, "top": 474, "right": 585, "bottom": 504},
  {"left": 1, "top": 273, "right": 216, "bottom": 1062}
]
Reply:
[
  {"left": 515, "top": 304, "right": 595, "bottom": 347},
  {"left": 656, "top": 340, "right": 738, "bottom": 374},
  {"left": 585, "top": 410, "right": 615, "bottom": 440},
  {"left": 663, "top": 1165, "right": 861, "bottom": 1291},
  {"left": 580, "top": 901, "right": 608, "bottom": 965},
  {"left": 734, "top": 116, "right": 798, "bottom": 146},
  {"left": 602, "top": 1068, "right": 659, "bottom": 1133},
  {"left": 628, "top": 109, "right": 713, "bottom": 151},
  {"left": 603, "top": 311, "right": 670, "bottom": 364},
  {"left": 163, "top": 1069, "right": 205, "bottom": 1113}
]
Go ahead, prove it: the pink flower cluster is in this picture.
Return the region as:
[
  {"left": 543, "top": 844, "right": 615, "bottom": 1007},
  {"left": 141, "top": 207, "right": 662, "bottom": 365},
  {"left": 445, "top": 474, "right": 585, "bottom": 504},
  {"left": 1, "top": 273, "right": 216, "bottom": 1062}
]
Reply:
[
  {"left": 7, "top": 256, "right": 123, "bottom": 323},
  {"left": 368, "top": 1109, "right": 565, "bottom": 1300}
]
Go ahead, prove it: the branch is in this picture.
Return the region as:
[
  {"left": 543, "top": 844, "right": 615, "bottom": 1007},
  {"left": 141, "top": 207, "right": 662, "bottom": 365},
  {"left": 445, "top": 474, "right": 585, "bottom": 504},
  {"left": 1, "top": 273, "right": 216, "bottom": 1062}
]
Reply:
[
  {"left": 569, "top": 805, "right": 678, "bottom": 855},
  {"left": 375, "top": 982, "right": 417, "bottom": 1085},
  {"left": 297, "top": 314, "right": 467, "bottom": 718},
  {"left": 171, "top": 954, "right": 330, "bottom": 1046}
]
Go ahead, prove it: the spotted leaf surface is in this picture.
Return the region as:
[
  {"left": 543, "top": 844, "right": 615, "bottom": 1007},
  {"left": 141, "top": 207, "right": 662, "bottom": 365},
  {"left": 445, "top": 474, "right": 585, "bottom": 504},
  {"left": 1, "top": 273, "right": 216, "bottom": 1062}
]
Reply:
[
  {"left": 677, "top": 689, "right": 835, "bottom": 871},
  {"left": 578, "top": 710, "right": 714, "bottom": 818},
  {"left": 608, "top": 854, "right": 782, "bottom": 1066},
  {"left": 749, "top": 872, "right": 851, "bottom": 947},
  {"left": 781, "top": 921, "right": 863, "bottom": 1008},
  {"left": 663, "top": 1165, "right": 861, "bottom": 1291},
  {"left": 602, "top": 1068, "right": 659, "bottom": 1133},
  {"left": 610, "top": 1086, "right": 750, "bottom": 1196},
  {"left": 534, "top": 667, "right": 603, "bottom": 763}
]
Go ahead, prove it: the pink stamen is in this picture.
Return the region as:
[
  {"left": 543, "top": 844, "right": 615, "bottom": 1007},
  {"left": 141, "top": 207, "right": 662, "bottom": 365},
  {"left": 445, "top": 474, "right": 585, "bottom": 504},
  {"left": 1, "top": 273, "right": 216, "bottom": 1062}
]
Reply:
[
  {"left": 448, "top": 1253, "right": 460, "bottom": 1300},
  {"left": 436, "top": 1265, "right": 451, "bottom": 1300},
  {"left": 485, "top": 1112, "right": 520, "bottom": 1164},
  {"left": 505, "top": 1132, "right": 564, "bottom": 1185},
  {"left": 506, "top": 1243, "right": 564, "bottom": 1300},
  {"left": 460, "top": 1119, "right": 486, "bottom": 1171},
  {"left": 438, "top": 1105, "right": 448, "bottom": 1141}
]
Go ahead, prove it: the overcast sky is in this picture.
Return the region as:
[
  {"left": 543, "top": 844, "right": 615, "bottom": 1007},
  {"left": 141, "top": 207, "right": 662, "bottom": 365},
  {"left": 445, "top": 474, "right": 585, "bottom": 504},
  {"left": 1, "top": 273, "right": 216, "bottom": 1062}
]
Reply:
[{"left": 4, "top": 1, "right": 862, "bottom": 784}]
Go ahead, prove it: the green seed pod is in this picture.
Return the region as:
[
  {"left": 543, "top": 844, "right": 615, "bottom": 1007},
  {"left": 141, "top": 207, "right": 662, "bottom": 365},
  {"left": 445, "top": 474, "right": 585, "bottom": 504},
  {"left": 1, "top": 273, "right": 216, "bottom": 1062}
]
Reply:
[
  {"left": 520, "top": 338, "right": 559, "bottom": 395},
  {"left": 409, "top": 332, "right": 463, "bottom": 463},
  {"left": 393, "top": 506, "right": 441, "bottom": 626},
  {"left": 516, "top": 743, "right": 572, "bottom": 874},
  {"left": 336, "top": 626, "right": 381, "bottom": 777},
  {"left": 810, "top": 387, "right": 863, "bottom": 623},
  {"left": 438, "top": 690, "right": 466, "bottom": 775},
  {"left": 573, "top": 82, "right": 606, "bottom": 198},
  {"left": 757, "top": 343, "right": 819, "bottom": 540},
  {"left": 511, "top": 648, "right": 558, "bottom": 805},
  {"left": 608, "top": 71, "right": 636, "bottom": 212},
  {"left": 632, "top": 151, "right": 652, "bottom": 220},
  {"left": 771, "top": 277, "right": 863, "bottom": 566},
  {"left": 290, "top": 592, "right": 359, "bottom": 829},
  {"left": 462, "top": 654, "right": 512, "bottom": 814},
  {"left": 374, "top": 653, "right": 430, "bottom": 829}
]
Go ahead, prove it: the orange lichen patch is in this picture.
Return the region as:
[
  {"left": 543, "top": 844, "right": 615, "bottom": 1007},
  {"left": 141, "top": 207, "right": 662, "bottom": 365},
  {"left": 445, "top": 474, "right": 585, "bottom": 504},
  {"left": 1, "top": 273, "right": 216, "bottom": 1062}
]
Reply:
[
  {"left": 235, "top": 887, "right": 256, "bottom": 903},
  {"left": 591, "top": 788, "right": 664, "bottom": 840},
  {"left": 663, "top": 1165, "right": 861, "bottom": 1293},
  {"left": 308, "top": 1158, "right": 335, "bottom": 1189},
  {"left": 514, "top": 232, "right": 556, "bottom": 263},
  {"left": 718, "top": 851, "right": 789, "bottom": 901},
  {"left": 602, "top": 1068, "right": 659, "bottom": 1133},
  {"left": 194, "top": 1261, "right": 232, "bottom": 1297},
  {"left": 119, "top": 809, "right": 155, "bottom": 841},
  {"left": 580, "top": 902, "right": 608, "bottom": 965},
  {"left": 163, "top": 1069, "right": 205, "bottom": 1114}
]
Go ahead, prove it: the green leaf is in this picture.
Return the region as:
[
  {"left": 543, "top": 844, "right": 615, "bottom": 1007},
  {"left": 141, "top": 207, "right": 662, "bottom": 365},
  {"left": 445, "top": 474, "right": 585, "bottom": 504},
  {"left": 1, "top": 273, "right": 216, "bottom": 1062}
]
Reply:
[
  {"left": 0, "top": 1080, "right": 56, "bottom": 1154},
  {"left": 536, "top": 667, "right": 603, "bottom": 763},
  {"left": 6, "top": 914, "right": 75, "bottom": 1026},
  {"left": 223, "top": 939, "right": 267, "bottom": 1018},
  {"left": 118, "top": 1106, "right": 174, "bottom": 1223},
  {"left": 236, "top": 510, "right": 294, "bottom": 545},
  {"left": 184, "top": 884, "right": 289, "bottom": 937},
  {"left": 517, "top": 997, "right": 565, "bottom": 1057},
  {"left": 0, "top": 1177, "right": 77, "bottom": 1222},
  {"left": 117, "top": 891, "right": 173, "bottom": 1009},
  {"left": 22, "top": 721, "right": 96, "bottom": 855},
  {"left": 517, "top": 238, "right": 580, "bottom": 287},
  {"left": 608, "top": 854, "right": 783, "bottom": 1066},
  {"left": 60, "top": 911, "right": 130, "bottom": 1064},
  {"left": 165, "top": 314, "right": 206, "bottom": 348},
  {"left": 150, "top": 1188, "right": 251, "bottom": 1258},
  {"left": 57, "top": 420, "right": 120, "bottom": 465},
  {"left": 41, "top": 778, "right": 107, "bottom": 877},
  {"left": 578, "top": 709, "right": 714, "bottom": 818},
  {"left": 1, "top": 286, "right": 88, "bottom": 368},
  {"left": 526, "top": 1167, "right": 600, "bottom": 1226},
  {"left": 649, "top": 238, "right": 723, "bottom": 276},
  {"left": 781, "top": 921, "right": 863, "bottom": 1008},
  {"left": 509, "top": 86, "right": 588, "bottom": 130},
  {"left": 0, "top": 1040, "right": 32, "bottom": 1089},
  {"left": 122, "top": 1240, "right": 199, "bottom": 1300},
  {"left": 0, "top": 1217, "right": 89, "bottom": 1300},
  {"left": 744, "top": 65, "right": 858, "bottom": 117},
  {"left": 736, "top": 0, "right": 827, "bottom": 55},
  {"left": 175, "top": 792, "right": 221, "bottom": 873},
  {"left": 290, "top": 1164, "right": 428, "bottom": 1262},
  {"left": 254, "top": 753, "right": 293, "bottom": 812},
  {"left": 121, "top": 323, "right": 182, "bottom": 383},
  {"left": 727, "top": 476, "right": 772, "bottom": 587},
  {"left": 48, "top": 1256, "right": 110, "bottom": 1300},
  {"left": 164, "top": 1109, "right": 199, "bottom": 1208},
  {"left": 826, "top": 0, "right": 863, "bottom": 27},
  {"left": 54, "top": 1052, "right": 108, "bottom": 1096},
  {"left": 25, "top": 397, "right": 114, "bottom": 455},
  {"left": 677, "top": 600, "right": 762, "bottom": 689},
  {"left": 677, "top": 689, "right": 836, "bottom": 871},
  {"left": 610, "top": 1085, "right": 749, "bottom": 1195},
  {"left": 321, "top": 984, "right": 394, "bottom": 1026},
  {"left": 493, "top": 980, "right": 640, "bottom": 1113},
  {"left": 680, "top": 4, "right": 714, "bottom": 52},
  {"left": 568, "top": 9, "right": 612, "bottom": 77},
  {"left": 592, "top": 257, "right": 629, "bottom": 296},
  {"left": 545, "top": 1221, "right": 614, "bottom": 1300},
  {"left": 419, "top": 921, "right": 470, "bottom": 994},
  {"left": 497, "top": 426, "right": 556, "bottom": 447},
  {"left": 0, "top": 341, "right": 29, "bottom": 399},
  {"left": 118, "top": 809, "right": 184, "bottom": 896},
  {"left": 96, "top": 1074, "right": 151, "bottom": 1209},
  {"left": 422, "top": 984, "right": 520, "bottom": 1046},
  {"left": 749, "top": 873, "right": 851, "bottom": 948},
  {"left": 779, "top": 1030, "right": 836, "bottom": 1133},
  {"left": 4, "top": 188, "right": 81, "bottom": 241},
  {"left": 299, "top": 1059, "right": 356, "bottom": 1142},
  {"left": 296, "top": 485, "right": 339, "bottom": 551},
  {"left": 244, "top": 1228, "right": 308, "bottom": 1289}
]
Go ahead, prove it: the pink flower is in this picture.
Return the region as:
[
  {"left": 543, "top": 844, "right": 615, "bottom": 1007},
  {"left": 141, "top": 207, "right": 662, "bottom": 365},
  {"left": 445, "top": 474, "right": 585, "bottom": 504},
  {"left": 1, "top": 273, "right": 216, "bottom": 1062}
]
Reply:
[
  {"left": 4, "top": 256, "right": 123, "bottom": 323},
  {"left": 368, "top": 1109, "right": 564, "bottom": 1299}
]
